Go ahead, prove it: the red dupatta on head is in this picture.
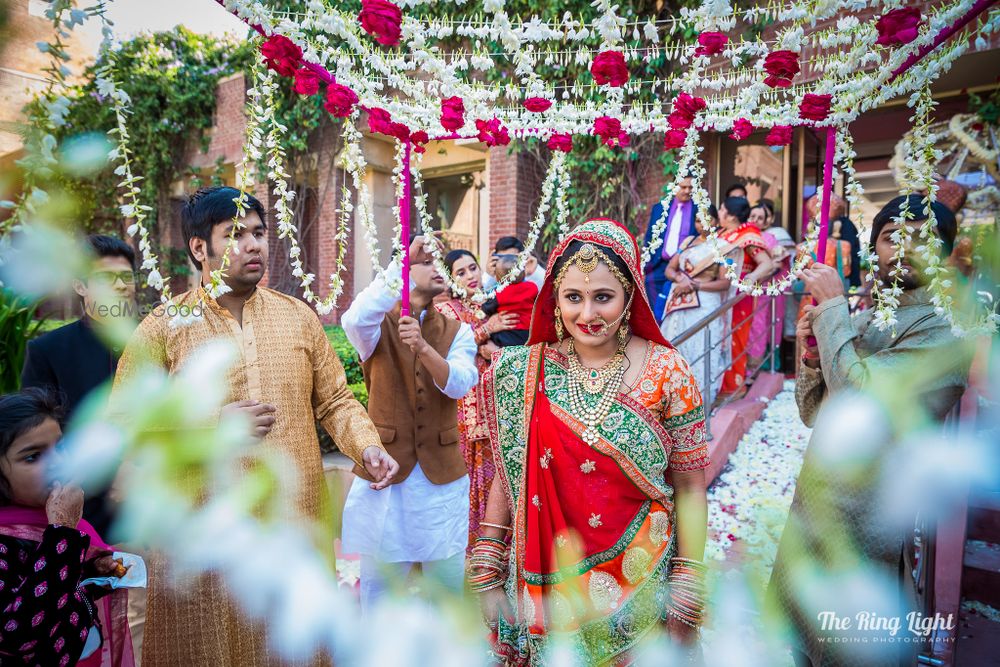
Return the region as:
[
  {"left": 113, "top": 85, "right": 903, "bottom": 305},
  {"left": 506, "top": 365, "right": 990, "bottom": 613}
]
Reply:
[{"left": 527, "top": 219, "right": 671, "bottom": 348}]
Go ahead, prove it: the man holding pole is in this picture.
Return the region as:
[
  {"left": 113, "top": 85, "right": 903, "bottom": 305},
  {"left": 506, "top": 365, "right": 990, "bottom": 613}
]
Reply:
[{"left": 341, "top": 233, "right": 479, "bottom": 612}]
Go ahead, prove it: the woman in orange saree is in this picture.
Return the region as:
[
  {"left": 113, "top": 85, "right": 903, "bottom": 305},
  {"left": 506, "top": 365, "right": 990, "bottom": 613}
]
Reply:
[
  {"left": 474, "top": 220, "right": 710, "bottom": 665},
  {"left": 718, "top": 197, "right": 776, "bottom": 394}
]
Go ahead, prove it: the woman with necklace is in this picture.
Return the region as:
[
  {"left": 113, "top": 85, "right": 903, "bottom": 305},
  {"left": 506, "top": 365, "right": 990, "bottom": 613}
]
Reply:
[
  {"left": 435, "top": 249, "right": 518, "bottom": 550},
  {"left": 473, "top": 220, "right": 710, "bottom": 665},
  {"left": 717, "top": 197, "right": 776, "bottom": 395}
]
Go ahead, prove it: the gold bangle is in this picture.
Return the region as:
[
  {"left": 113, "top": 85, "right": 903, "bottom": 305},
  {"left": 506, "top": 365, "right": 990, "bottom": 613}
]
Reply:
[{"left": 480, "top": 522, "right": 511, "bottom": 532}]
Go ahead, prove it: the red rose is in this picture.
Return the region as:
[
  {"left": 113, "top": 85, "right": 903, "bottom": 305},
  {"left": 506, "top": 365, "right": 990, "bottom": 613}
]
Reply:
[
  {"left": 765, "top": 125, "right": 794, "bottom": 146},
  {"left": 476, "top": 118, "right": 510, "bottom": 147},
  {"left": 523, "top": 97, "right": 552, "bottom": 113},
  {"left": 367, "top": 107, "right": 394, "bottom": 135},
  {"left": 593, "top": 117, "right": 629, "bottom": 148},
  {"left": 260, "top": 35, "right": 302, "bottom": 78},
  {"left": 388, "top": 122, "right": 410, "bottom": 141},
  {"left": 663, "top": 129, "right": 687, "bottom": 150},
  {"left": 410, "top": 130, "right": 429, "bottom": 153},
  {"left": 694, "top": 32, "right": 728, "bottom": 57},
  {"left": 440, "top": 96, "right": 465, "bottom": 132},
  {"left": 323, "top": 83, "right": 358, "bottom": 118},
  {"left": 730, "top": 118, "right": 753, "bottom": 141},
  {"left": 673, "top": 92, "right": 707, "bottom": 118},
  {"left": 668, "top": 111, "right": 694, "bottom": 130},
  {"left": 876, "top": 7, "right": 923, "bottom": 47},
  {"left": 590, "top": 51, "right": 629, "bottom": 87},
  {"left": 798, "top": 93, "right": 833, "bottom": 121},
  {"left": 763, "top": 50, "right": 800, "bottom": 89},
  {"left": 293, "top": 67, "right": 321, "bottom": 96},
  {"left": 359, "top": 0, "right": 403, "bottom": 47},
  {"left": 547, "top": 133, "right": 573, "bottom": 153}
]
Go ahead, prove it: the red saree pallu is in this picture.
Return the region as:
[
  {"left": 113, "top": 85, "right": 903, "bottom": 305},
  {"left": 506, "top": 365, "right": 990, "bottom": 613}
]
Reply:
[
  {"left": 721, "top": 224, "right": 768, "bottom": 393},
  {"left": 520, "top": 387, "right": 674, "bottom": 640}
]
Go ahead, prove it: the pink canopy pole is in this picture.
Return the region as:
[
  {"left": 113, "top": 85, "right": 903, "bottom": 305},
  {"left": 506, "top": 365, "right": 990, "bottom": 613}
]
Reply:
[
  {"left": 400, "top": 138, "right": 413, "bottom": 317},
  {"left": 815, "top": 126, "right": 837, "bottom": 266}
]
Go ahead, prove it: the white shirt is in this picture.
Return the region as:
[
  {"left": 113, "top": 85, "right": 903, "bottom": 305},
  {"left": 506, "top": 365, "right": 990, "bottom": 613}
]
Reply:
[
  {"left": 340, "top": 262, "right": 476, "bottom": 562},
  {"left": 341, "top": 261, "right": 479, "bottom": 400}
]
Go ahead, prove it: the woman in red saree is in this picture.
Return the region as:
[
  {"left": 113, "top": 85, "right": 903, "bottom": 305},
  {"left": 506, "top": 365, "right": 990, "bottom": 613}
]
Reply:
[
  {"left": 474, "top": 220, "right": 710, "bottom": 665},
  {"left": 718, "top": 197, "right": 776, "bottom": 394}
]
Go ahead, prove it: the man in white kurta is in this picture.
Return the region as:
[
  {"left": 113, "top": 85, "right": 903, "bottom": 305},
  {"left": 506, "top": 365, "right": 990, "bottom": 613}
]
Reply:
[{"left": 341, "top": 238, "right": 478, "bottom": 611}]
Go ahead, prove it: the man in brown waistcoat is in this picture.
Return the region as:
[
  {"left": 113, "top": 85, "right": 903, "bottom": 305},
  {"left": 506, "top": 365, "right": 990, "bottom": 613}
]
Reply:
[{"left": 341, "top": 234, "right": 478, "bottom": 612}]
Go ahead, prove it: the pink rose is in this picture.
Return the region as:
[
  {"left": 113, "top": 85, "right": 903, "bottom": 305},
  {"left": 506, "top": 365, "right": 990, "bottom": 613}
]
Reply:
[
  {"left": 476, "top": 118, "right": 510, "bottom": 147},
  {"left": 590, "top": 51, "right": 629, "bottom": 87},
  {"left": 668, "top": 111, "right": 694, "bottom": 130},
  {"left": 359, "top": 0, "right": 403, "bottom": 47},
  {"left": 694, "top": 32, "right": 728, "bottom": 57},
  {"left": 798, "top": 93, "right": 833, "bottom": 121},
  {"left": 292, "top": 67, "right": 321, "bottom": 96},
  {"left": 547, "top": 133, "right": 573, "bottom": 153},
  {"left": 730, "top": 118, "right": 753, "bottom": 141},
  {"left": 876, "top": 7, "right": 923, "bottom": 47},
  {"left": 763, "top": 50, "right": 800, "bottom": 89},
  {"left": 673, "top": 92, "right": 707, "bottom": 118},
  {"left": 367, "top": 107, "right": 394, "bottom": 135},
  {"left": 663, "top": 129, "right": 687, "bottom": 150},
  {"left": 410, "top": 130, "right": 429, "bottom": 153},
  {"left": 323, "top": 83, "right": 358, "bottom": 118},
  {"left": 260, "top": 35, "right": 302, "bottom": 78},
  {"left": 440, "top": 96, "right": 465, "bottom": 132},
  {"left": 523, "top": 97, "right": 553, "bottom": 113},
  {"left": 765, "top": 125, "right": 794, "bottom": 146}
]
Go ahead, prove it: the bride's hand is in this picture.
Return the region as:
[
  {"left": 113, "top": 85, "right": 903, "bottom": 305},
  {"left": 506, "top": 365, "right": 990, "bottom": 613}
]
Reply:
[
  {"left": 665, "top": 614, "right": 700, "bottom": 646},
  {"left": 478, "top": 587, "right": 510, "bottom": 630}
]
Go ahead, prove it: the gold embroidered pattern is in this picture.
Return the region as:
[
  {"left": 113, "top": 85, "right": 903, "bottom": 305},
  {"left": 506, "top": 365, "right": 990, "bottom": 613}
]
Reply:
[
  {"left": 580, "top": 459, "right": 596, "bottom": 474},
  {"left": 649, "top": 511, "right": 670, "bottom": 546},
  {"left": 532, "top": 494, "right": 541, "bottom": 509},
  {"left": 588, "top": 571, "right": 623, "bottom": 612},
  {"left": 539, "top": 448, "right": 553, "bottom": 469},
  {"left": 621, "top": 547, "right": 652, "bottom": 584},
  {"left": 589, "top": 513, "right": 603, "bottom": 528}
]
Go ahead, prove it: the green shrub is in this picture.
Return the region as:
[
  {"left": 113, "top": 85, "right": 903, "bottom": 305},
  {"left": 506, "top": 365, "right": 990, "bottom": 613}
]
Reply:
[
  {"left": 325, "top": 325, "right": 364, "bottom": 387},
  {"left": 0, "top": 290, "right": 46, "bottom": 393}
]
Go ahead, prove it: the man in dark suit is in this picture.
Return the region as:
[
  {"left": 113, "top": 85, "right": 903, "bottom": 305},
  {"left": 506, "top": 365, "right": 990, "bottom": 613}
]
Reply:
[
  {"left": 21, "top": 234, "right": 136, "bottom": 535},
  {"left": 642, "top": 175, "right": 698, "bottom": 322}
]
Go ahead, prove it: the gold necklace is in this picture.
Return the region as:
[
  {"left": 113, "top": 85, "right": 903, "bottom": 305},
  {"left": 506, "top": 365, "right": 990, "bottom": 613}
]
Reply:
[{"left": 566, "top": 338, "right": 627, "bottom": 446}]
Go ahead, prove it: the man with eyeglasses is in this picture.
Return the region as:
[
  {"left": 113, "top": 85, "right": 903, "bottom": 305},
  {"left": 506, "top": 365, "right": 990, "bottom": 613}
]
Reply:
[{"left": 21, "top": 234, "right": 137, "bottom": 535}]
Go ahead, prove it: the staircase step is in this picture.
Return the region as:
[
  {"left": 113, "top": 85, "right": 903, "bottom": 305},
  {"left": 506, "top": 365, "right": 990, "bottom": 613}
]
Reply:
[
  {"left": 967, "top": 492, "right": 1000, "bottom": 544},
  {"left": 962, "top": 541, "right": 1000, "bottom": 608}
]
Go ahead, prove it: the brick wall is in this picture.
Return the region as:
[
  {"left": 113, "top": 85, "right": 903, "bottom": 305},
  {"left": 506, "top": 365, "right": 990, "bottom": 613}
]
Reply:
[{"left": 487, "top": 147, "right": 545, "bottom": 254}]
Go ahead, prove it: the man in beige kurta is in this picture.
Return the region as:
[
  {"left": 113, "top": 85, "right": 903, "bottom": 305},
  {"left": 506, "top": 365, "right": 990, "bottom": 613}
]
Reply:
[{"left": 113, "top": 186, "right": 397, "bottom": 666}]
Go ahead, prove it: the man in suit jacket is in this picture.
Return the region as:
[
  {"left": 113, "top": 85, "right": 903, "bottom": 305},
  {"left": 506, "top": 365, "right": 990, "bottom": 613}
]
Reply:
[
  {"left": 642, "top": 175, "right": 698, "bottom": 322},
  {"left": 21, "top": 234, "right": 137, "bottom": 535}
]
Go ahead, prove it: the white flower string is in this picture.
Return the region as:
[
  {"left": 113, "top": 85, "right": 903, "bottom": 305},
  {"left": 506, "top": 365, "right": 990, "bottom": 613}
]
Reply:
[
  {"left": 342, "top": 122, "right": 403, "bottom": 294},
  {"left": 202, "top": 50, "right": 269, "bottom": 302}
]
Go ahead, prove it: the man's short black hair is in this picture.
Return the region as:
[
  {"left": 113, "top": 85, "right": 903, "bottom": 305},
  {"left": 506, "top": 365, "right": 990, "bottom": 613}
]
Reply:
[
  {"left": 870, "top": 194, "right": 957, "bottom": 255},
  {"left": 725, "top": 183, "right": 747, "bottom": 198},
  {"left": 494, "top": 236, "right": 524, "bottom": 253},
  {"left": 87, "top": 234, "right": 135, "bottom": 270},
  {"left": 181, "top": 186, "right": 266, "bottom": 267}
]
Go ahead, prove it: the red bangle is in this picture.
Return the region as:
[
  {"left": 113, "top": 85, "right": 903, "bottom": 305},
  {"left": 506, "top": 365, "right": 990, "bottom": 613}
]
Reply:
[{"left": 801, "top": 350, "right": 819, "bottom": 361}]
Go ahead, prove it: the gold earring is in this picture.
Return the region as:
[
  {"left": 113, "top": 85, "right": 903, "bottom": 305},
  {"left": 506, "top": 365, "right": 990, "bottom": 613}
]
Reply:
[
  {"left": 617, "top": 310, "right": 630, "bottom": 348},
  {"left": 554, "top": 307, "right": 564, "bottom": 341}
]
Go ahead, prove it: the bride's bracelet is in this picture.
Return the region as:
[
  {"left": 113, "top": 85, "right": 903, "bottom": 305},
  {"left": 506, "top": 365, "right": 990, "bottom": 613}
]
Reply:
[{"left": 468, "top": 537, "right": 509, "bottom": 593}]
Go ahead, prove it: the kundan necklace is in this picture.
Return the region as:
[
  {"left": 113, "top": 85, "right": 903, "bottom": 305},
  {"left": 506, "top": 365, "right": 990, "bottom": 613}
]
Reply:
[{"left": 566, "top": 338, "right": 627, "bottom": 446}]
